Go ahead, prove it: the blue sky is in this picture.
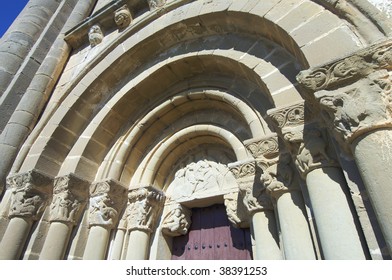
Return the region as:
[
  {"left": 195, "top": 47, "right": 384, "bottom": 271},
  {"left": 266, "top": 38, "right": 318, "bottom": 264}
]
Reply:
[{"left": 0, "top": 1, "right": 29, "bottom": 38}]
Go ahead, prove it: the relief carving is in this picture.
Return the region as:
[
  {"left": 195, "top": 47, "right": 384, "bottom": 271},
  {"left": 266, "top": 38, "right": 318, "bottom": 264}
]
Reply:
[
  {"left": 245, "top": 134, "right": 279, "bottom": 159},
  {"left": 297, "top": 40, "right": 392, "bottom": 92},
  {"left": 49, "top": 175, "right": 89, "bottom": 225},
  {"left": 114, "top": 5, "right": 132, "bottom": 29},
  {"left": 88, "top": 180, "right": 127, "bottom": 228},
  {"left": 127, "top": 187, "right": 164, "bottom": 232},
  {"left": 224, "top": 192, "right": 249, "bottom": 228},
  {"left": 161, "top": 204, "right": 191, "bottom": 237},
  {"left": 7, "top": 170, "right": 52, "bottom": 220},
  {"left": 148, "top": 0, "right": 166, "bottom": 10},
  {"left": 268, "top": 102, "right": 306, "bottom": 129},
  {"left": 88, "top": 25, "right": 103, "bottom": 47},
  {"left": 315, "top": 73, "right": 392, "bottom": 144}
]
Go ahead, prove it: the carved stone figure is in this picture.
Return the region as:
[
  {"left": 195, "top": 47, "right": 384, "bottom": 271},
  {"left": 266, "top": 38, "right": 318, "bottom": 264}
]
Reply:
[
  {"left": 148, "top": 0, "right": 166, "bottom": 10},
  {"left": 161, "top": 204, "right": 191, "bottom": 236},
  {"left": 127, "top": 187, "right": 164, "bottom": 232},
  {"left": 114, "top": 5, "right": 132, "bottom": 29},
  {"left": 88, "top": 25, "right": 103, "bottom": 47},
  {"left": 262, "top": 154, "right": 294, "bottom": 198}
]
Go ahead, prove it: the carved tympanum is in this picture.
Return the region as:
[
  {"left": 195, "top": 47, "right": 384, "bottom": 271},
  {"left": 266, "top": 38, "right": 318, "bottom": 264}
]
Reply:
[
  {"left": 127, "top": 186, "right": 164, "bottom": 232},
  {"left": 114, "top": 5, "right": 132, "bottom": 29},
  {"left": 49, "top": 175, "right": 89, "bottom": 224},
  {"left": 88, "top": 180, "right": 127, "bottom": 228},
  {"left": 161, "top": 204, "right": 191, "bottom": 237},
  {"left": 7, "top": 170, "right": 52, "bottom": 220},
  {"left": 88, "top": 25, "right": 103, "bottom": 47}
]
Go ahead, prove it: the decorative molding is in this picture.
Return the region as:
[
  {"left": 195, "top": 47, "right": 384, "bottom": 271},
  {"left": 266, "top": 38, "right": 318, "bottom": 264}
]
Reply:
[
  {"left": 127, "top": 186, "right": 165, "bottom": 233},
  {"left": 88, "top": 179, "right": 127, "bottom": 228},
  {"left": 88, "top": 25, "right": 104, "bottom": 47},
  {"left": 228, "top": 160, "right": 256, "bottom": 180},
  {"left": 7, "top": 170, "right": 52, "bottom": 220},
  {"left": 315, "top": 71, "right": 392, "bottom": 144},
  {"left": 244, "top": 134, "right": 279, "bottom": 159},
  {"left": 268, "top": 101, "right": 306, "bottom": 129},
  {"left": 114, "top": 5, "right": 132, "bottom": 29},
  {"left": 161, "top": 204, "right": 191, "bottom": 237},
  {"left": 49, "top": 174, "right": 90, "bottom": 225},
  {"left": 297, "top": 39, "right": 392, "bottom": 92}
]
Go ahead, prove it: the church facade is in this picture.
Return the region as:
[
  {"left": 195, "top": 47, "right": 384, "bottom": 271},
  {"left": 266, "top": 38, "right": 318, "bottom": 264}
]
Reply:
[{"left": 0, "top": 0, "right": 391, "bottom": 260}]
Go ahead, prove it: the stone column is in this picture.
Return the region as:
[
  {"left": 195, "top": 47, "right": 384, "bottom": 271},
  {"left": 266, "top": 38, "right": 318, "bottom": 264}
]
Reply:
[
  {"left": 229, "top": 160, "right": 282, "bottom": 260},
  {"left": 0, "top": 170, "right": 52, "bottom": 259},
  {"left": 108, "top": 208, "right": 128, "bottom": 260},
  {"left": 83, "top": 179, "right": 127, "bottom": 260},
  {"left": 39, "top": 174, "right": 89, "bottom": 260},
  {"left": 268, "top": 103, "right": 367, "bottom": 259},
  {"left": 125, "top": 186, "right": 164, "bottom": 260},
  {"left": 262, "top": 154, "right": 316, "bottom": 260},
  {"left": 297, "top": 40, "right": 392, "bottom": 254}
]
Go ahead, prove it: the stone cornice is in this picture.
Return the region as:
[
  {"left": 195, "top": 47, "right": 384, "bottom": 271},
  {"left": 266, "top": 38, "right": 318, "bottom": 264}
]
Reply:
[
  {"left": 7, "top": 170, "right": 53, "bottom": 220},
  {"left": 297, "top": 39, "right": 392, "bottom": 92}
]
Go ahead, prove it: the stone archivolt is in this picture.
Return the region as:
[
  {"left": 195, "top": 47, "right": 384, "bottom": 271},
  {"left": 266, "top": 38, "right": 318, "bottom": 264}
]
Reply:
[
  {"left": 88, "top": 180, "right": 127, "bottom": 228},
  {"left": 127, "top": 186, "right": 164, "bottom": 233},
  {"left": 7, "top": 170, "right": 52, "bottom": 220},
  {"left": 49, "top": 174, "right": 89, "bottom": 225}
]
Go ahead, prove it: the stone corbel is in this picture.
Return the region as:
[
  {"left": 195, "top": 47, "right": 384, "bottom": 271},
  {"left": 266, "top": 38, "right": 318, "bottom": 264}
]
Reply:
[
  {"left": 7, "top": 170, "right": 53, "bottom": 221},
  {"left": 49, "top": 174, "right": 90, "bottom": 225},
  {"left": 88, "top": 179, "right": 127, "bottom": 229},
  {"left": 114, "top": 5, "right": 132, "bottom": 29},
  {"left": 223, "top": 192, "right": 249, "bottom": 228},
  {"left": 127, "top": 186, "right": 165, "bottom": 233},
  {"left": 229, "top": 160, "right": 273, "bottom": 215},
  {"left": 147, "top": 0, "right": 166, "bottom": 11},
  {"left": 161, "top": 203, "right": 191, "bottom": 237},
  {"left": 88, "top": 24, "right": 104, "bottom": 47}
]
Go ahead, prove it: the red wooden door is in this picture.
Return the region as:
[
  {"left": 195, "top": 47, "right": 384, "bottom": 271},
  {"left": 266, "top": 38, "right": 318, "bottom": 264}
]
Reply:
[{"left": 172, "top": 204, "right": 252, "bottom": 260}]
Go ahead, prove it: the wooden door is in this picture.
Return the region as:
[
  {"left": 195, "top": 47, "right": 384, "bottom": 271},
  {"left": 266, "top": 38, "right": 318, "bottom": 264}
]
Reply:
[{"left": 172, "top": 204, "right": 252, "bottom": 260}]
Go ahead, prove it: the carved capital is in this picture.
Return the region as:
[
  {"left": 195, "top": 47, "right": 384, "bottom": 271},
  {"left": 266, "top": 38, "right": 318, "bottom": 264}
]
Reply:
[
  {"left": 148, "top": 0, "right": 166, "bottom": 10},
  {"left": 224, "top": 192, "right": 249, "bottom": 228},
  {"left": 315, "top": 71, "right": 392, "bottom": 146},
  {"left": 88, "top": 24, "right": 103, "bottom": 47},
  {"left": 114, "top": 5, "right": 132, "bottom": 29},
  {"left": 297, "top": 40, "right": 392, "bottom": 92},
  {"left": 283, "top": 124, "right": 338, "bottom": 177},
  {"left": 88, "top": 179, "right": 127, "bottom": 229},
  {"left": 49, "top": 174, "right": 89, "bottom": 225},
  {"left": 7, "top": 170, "right": 52, "bottom": 220},
  {"left": 127, "top": 186, "right": 164, "bottom": 233},
  {"left": 244, "top": 134, "right": 279, "bottom": 159},
  {"left": 161, "top": 204, "right": 191, "bottom": 237}
]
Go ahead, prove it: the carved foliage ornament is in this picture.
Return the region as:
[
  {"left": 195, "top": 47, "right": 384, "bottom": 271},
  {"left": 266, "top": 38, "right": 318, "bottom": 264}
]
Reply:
[
  {"left": 297, "top": 40, "right": 392, "bottom": 91},
  {"left": 161, "top": 204, "right": 191, "bottom": 237},
  {"left": 114, "top": 5, "right": 132, "bottom": 29},
  {"left": 127, "top": 187, "right": 164, "bottom": 232},
  {"left": 268, "top": 102, "right": 306, "bottom": 129},
  {"left": 315, "top": 72, "right": 392, "bottom": 144},
  {"left": 7, "top": 170, "right": 52, "bottom": 220},
  {"left": 245, "top": 135, "right": 279, "bottom": 159},
  {"left": 88, "top": 180, "right": 127, "bottom": 228},
  {"left": 229, "top": 161, "right": 256, "bottom": 180},
  {"left": 49, "top": 175, "right": 89, "bottom": 224}
]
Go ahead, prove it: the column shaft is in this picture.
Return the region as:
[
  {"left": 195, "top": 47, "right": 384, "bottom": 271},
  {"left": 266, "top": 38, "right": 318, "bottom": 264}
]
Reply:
[
  {"left": 83, "top": 226, "right": 110, "bottom": 260},
  {"left": 0, "top": 217, "right": 32, "bottom": 259},
  {"left": 125, "top": 230, "right": 150, "bottom": 260},
  {"left": 110, "top": 229, "right": 126, "bottom": 260},
  {"left": 39, "top": 222, "right": 71, "bottom": 260},
  {"left": 276, "top": 191, "right": 316, "bottom": 259},
  {"left": 306, "top": 167, "right": 366, "bottom": 259},
  {"left": 353, "top": 129, "right": 392, "bottom": 253},
  {"left": 251, "top": 210, "right": 282, "bottom": 260}
]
